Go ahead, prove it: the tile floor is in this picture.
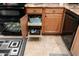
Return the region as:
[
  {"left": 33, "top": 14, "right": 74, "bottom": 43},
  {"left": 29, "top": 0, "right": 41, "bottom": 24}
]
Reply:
[{"left": 24, "top": 35, "right": 71, "bottom": 56}]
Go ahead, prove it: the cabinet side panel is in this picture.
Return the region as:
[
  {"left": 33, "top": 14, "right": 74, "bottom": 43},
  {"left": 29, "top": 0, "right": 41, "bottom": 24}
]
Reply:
[{"left": 20, "top": 15, "right": 28, "bottom": 39}]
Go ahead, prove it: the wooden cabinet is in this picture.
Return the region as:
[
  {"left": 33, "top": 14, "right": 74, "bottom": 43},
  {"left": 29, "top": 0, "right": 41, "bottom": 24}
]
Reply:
[
  {"left": 42, "top": 14, "right": 63, "bottom": 34},
  {"left": 20, "top": 15, "right": 28, "bottom": 39},
  {"left": 20, "top": 7, "right": 78, "bottom": 37},
  {"left": 42, "top": 8, "right": 64, "bottom": 34},
  {"left": 71, "top": 26, "right": 79, "bottom": 56}
]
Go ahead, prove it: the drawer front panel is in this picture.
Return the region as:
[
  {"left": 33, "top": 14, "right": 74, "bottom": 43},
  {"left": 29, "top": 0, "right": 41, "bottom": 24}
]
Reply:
[
  {"left": 45, "top": 8, "right": 64, "bottom": 14},
  {"left": 26, "top": 8, "right": 42, "bottom": 14},
  {"left": 44, "top": 14, "right": 62, "bottom": 19}
]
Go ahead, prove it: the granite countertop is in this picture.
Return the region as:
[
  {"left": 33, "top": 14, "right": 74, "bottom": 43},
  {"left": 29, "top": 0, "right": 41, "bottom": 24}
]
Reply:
[
  {"left": 24, "top": 4, "right": 65, "bottom": 8},
  {"left": 65, "top": 6, "right": 79, "bottom": 15}
]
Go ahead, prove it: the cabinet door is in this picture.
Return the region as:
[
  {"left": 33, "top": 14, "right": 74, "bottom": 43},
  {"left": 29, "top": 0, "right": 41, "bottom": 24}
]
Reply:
[
  {"left": 71, "top": 26, "right": 79, "bottom": 56},
  {"left": 20, "top": 15, "right": 28, "bottom": 39},
  {"left": 42, "top": 14, "right": 63, "bottom": 34}
]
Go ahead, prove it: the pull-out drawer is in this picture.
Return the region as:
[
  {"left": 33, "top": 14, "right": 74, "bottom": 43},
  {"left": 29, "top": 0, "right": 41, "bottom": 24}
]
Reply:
[
  {"left": 26, "top": 8, "right": 42, "bottom": 14},
  {"left": 45, "top": 8, "right": 64, "bottom": 14}
]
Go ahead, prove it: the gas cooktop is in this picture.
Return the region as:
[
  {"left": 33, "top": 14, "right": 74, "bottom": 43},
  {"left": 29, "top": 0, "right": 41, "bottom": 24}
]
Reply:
[{"left": 0, "top": 38, "right": 26, "bottom": 56}]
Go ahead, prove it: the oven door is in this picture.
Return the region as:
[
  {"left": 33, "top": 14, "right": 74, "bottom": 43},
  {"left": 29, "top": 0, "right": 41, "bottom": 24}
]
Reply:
[{"left": 0, "top": 21, "right": 21, "bottom": 36}]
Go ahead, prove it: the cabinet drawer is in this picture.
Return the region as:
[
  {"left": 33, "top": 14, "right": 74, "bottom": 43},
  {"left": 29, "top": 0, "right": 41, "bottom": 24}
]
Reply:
[
  {"left": 45, "top": 8, "right": 64, "bottom": 14},
  {"left": 26, "top": 8, "right": 42, "bottom": 14},
  {"left": 44, "top": 14, "right": 62, "bottom": 19}
]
